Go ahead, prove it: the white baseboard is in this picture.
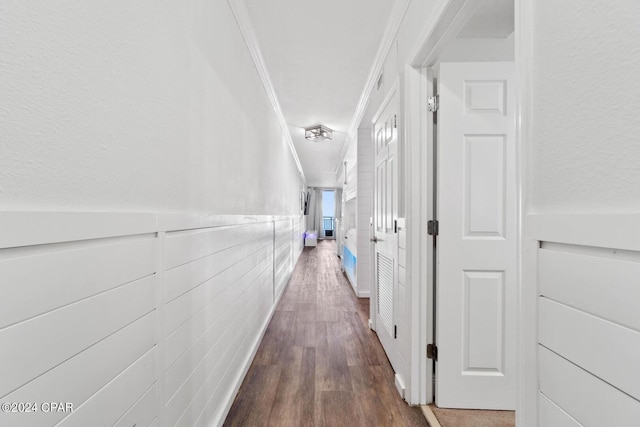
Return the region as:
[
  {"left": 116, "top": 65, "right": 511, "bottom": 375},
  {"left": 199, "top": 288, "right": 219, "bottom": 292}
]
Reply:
[{"left": 395, "top": 373, "right": 406, "bottom": 399}]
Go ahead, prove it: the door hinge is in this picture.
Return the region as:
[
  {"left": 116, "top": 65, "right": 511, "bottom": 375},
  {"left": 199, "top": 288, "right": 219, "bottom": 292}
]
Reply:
[
  {"left": 394, "top": 219, "right": 398, "bottom": 233},
  {"left": 393, "top": 114, "right": 397, "bottom": 129},
  {"left": 394, "top": 325, "right": 397, "bottom": 339},
  {"left": 427, "top": 95, "right": 439, "bottom": 112},
  {"left": 427, "top": 219, "right": 439, "bottom": 236},
  {"left": 427, "top": 343, "right": 438, "bottom": 361}
]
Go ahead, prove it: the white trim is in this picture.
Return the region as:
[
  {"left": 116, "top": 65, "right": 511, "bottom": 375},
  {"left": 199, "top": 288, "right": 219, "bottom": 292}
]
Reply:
[
  {"left": 0, "top": 211, "right": 157, "bottom": 249},
  {"left": 157, "top": 212, "right": 303, "bottom": 234},
  {"left": 358, "top": 290, "right": 371, "bottom": 298},
  {"left": 154, "top": 231, "right": 167, "bottom": 427},
  {"left": 395, "top": 373, "right": 406, "bottom": 399},
  {"left": 158, "top": 213, "right": 276, "bottom": 233},
  {"left": 517, "top": 0, "right": 536, "bottom": 424},
  {"left": 404, "top": 64, "right": 432, "bottom": 405},
  {"left": 527, "top": 214, "right": 640, "bottom": 251},
  {"left": 226, "top": 0, "right": 305, "bottom": 181},
  {"left": 334, "top": 0, "right": 411, "bottom": 172},
  {"left": 0, "top": 211, "right": 304, "bottom": 248},
  {"left": 520, "top": 238, "right": 539, "bottom": 427}
]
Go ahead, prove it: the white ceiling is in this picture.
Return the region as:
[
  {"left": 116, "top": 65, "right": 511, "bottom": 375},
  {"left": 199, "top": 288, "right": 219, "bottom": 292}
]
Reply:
[
  {"left": 244, "top": 0, "right": 396, "bottom": 187},
  {"left": 458, "top": 0, "right": 514, "bottom": 39}
]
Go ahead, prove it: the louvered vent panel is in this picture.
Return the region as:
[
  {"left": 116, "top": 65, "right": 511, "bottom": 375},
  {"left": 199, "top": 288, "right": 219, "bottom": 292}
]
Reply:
[{"left": 377, "top": 252, "right": 394, "bottom": 333}]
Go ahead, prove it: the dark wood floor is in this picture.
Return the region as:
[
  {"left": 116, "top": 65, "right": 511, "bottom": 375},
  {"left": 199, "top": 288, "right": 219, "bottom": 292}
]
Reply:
[{"left": 224, "top": 240, "right": 428, "bottom": 427}]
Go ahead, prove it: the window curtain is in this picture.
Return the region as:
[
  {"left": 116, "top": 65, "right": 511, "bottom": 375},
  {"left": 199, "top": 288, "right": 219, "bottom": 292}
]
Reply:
[
  {"left": 334, "top": 188, "right": 342, "bottom": 221},
  {"left": 306, "top": 188, "right": 315, "bottom": 232},
  {"left": 306, "top": 187, "right": 323, "bottom": 234}
]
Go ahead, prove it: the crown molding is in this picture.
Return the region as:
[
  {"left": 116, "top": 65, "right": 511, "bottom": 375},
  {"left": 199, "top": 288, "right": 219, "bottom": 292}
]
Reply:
[
  {"left": 334, "top": 0, "right": 411, "bottom": 173},
  {"left": 227, "top": 0, "right": 306, "bottom": 182}
]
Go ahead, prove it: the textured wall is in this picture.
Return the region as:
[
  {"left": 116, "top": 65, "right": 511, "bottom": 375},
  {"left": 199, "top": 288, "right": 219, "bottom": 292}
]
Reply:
[
  {"left": 529, "top": 0, "right": 640, "bottom": 214},
  {"left": 0, "top": 0, "right": 301, "bottom": 215}
]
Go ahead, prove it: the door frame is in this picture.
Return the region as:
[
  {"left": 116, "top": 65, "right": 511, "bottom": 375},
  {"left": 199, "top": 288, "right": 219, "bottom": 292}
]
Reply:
[
  {"left": 403, "top": 64, "right": 432, "bottom": 405},
  {"left": 515, "top": 1, "right": 536, "bottom": 425},
  {"left": 403, "top": 0, "right": 529, "bottom": 418}
]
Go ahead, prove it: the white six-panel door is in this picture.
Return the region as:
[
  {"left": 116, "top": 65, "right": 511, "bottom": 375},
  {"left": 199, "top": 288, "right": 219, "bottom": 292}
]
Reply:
[
  {"left": 436, "top": 62, "right": 516, "bottom": 409},
  {"left": 372, "top": 89, "right": 400, "bottom": 374}
]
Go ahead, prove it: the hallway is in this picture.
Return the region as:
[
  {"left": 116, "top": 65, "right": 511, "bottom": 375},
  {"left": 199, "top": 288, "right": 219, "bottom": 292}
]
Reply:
[
  {"left": 224, "top": 240, "right": 428, "bottom": 426},
  {"left": 4, "top": 1, "right": 640, "bottom": 425}
]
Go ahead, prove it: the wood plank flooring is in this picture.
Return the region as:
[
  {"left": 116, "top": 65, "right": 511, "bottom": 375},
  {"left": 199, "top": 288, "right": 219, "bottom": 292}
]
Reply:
[{"left": 224, "top": 240, "right": 428, "bottom": 427}]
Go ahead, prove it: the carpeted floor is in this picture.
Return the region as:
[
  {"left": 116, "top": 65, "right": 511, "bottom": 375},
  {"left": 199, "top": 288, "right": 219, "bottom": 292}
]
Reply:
[{"left": 429, "top": 405, "right": 515, "bottom": 427}]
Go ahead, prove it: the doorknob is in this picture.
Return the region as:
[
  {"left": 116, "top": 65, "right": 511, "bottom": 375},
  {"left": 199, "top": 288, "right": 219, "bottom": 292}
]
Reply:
[{"left": 370, "top": 236, "right": 383, "bottom": 243}]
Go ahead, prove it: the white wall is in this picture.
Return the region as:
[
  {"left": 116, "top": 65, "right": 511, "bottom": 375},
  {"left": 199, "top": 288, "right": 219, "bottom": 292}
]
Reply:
[
  {"left": 0, "top": 2, "right": 304, "bottom": 427},
  {"left": 522, "top": 2, "right": 640, "bottom": 426},
  {"left": 0, "top": 0, "right": 301, "bottom": 215},
  {"left": 354, "top": 0, "right": 439, "bottom": 404},
  {"left": 439, "top": 35, "right": 515, "bottom": 63},
  {"left": 528, "top": 1, "right": 640, "bottom": 214}
]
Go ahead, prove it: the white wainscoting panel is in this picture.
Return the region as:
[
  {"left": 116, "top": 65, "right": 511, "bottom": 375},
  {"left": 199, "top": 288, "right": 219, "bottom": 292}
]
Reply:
[
  {"left": 0, "top": 236, "right": 156, "bottom": 329},
  {"left": 0, "top": 211, "right": 157, "bottom": 249},
  {"left": 2, "top": 312, "right": 155, "bottom": 426},
  {"left": 0, "top": 224, "right": 158, "bottom": 427},
  {"left": 538, "top": 393, "right": 582, "bottom": 427},
  {"left": 357, "top": 127, "right": 374, "bottom": 298},
  {"left": 538, "top": 346, "right": 640, "bottom": 427},
  {"left": 0, "top": 212, "right": 302, "bottom": 427},
  {"left": 294, "top": 214, "right": 304, "bottom": 262},
  {"left": 274, "top": 218, "right": 294, "bottom": 299},
  {"left": 528, "top": 213, "right": 640, "bottom": 427},
  {"left": 58, "top": 348, "right": 157, "bottom": 427},
  {"left": 539, "top": 297, "right": 640, "bottom": 401}
]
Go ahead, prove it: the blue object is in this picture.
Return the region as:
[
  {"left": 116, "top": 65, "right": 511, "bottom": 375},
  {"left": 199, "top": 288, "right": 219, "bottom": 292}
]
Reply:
[{"left": 343, "top": 246, "right": 357, "bottom": 285}]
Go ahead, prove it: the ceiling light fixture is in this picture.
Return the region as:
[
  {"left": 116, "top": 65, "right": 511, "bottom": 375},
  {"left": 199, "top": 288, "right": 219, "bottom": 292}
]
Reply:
[{"left": 304, "top": 125, "right": 332, "bottom": 142}]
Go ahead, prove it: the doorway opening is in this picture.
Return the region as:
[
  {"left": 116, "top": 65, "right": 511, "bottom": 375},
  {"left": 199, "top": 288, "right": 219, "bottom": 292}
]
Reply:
[
  {"left": 405, "top": 0, "right": 517, "bottom": 416},
  {"left": 322, "top": 189, "right": 336, "bottom": 239},
  {"left": 428, "top": 3, "right": 516, "bottom": 416}
]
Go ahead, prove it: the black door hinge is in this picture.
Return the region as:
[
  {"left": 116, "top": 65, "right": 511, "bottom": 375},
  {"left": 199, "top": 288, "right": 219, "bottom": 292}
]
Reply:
[
  {"left": 427, "top": 344, "right": 438, "bottom": 361},
  {"left": 427, "top": 220, "right": 439, "bottom": 236},
  {"left": 394, "top": 325, "right": 397, "bottom": 339},
  {"left": 394, "top": 219, "right": 398, "bottom": 233}
]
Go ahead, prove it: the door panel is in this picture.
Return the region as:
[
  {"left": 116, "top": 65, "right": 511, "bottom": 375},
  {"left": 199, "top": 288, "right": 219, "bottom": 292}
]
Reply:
[
  {"left": 436, "top": 62, "right": 516, "bottom": 409},
  {"left": 385, "top": 157, "right": 394, "bottom": 232},
  {"left": 373, "top": 89, "right": 399, "bottom": 374},
  {"left": 464, "top": 135, "right": 505, "bottom": 238},
  {"left": 377, "top": 251, "right": 394, "bottom": 333}
]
